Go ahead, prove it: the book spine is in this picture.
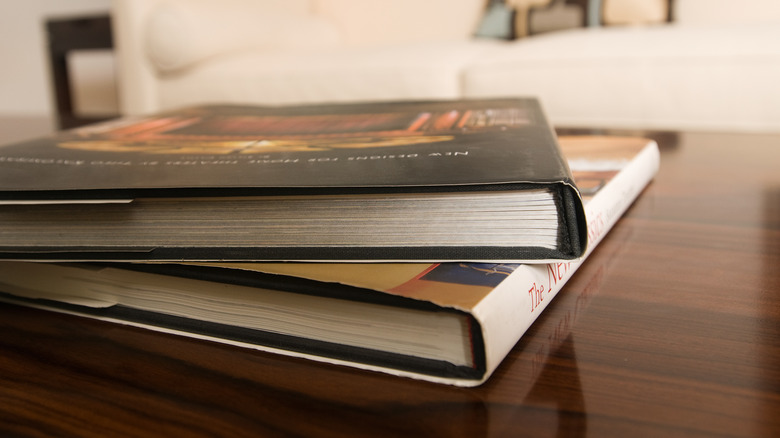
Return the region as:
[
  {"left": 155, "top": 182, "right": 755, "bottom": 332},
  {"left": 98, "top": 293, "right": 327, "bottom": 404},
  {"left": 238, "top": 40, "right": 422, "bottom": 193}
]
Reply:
[{"left": 471, "top": 141, "right": 660, "bottom": 385}]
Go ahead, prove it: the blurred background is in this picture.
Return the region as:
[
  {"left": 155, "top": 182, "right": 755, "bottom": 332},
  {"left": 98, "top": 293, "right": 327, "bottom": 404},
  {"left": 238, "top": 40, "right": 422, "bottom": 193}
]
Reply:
[
  {"left": 0, "top": 0, "right": 115, "bottom": 129},
  {"left": 1, "top": 0, "right": 778, "bottom": 136}
]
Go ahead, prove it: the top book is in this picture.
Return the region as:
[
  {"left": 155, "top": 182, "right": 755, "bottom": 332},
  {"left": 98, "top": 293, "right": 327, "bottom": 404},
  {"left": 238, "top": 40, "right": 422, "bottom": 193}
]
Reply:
[{"left": 0, "top": 98, "right": 586, "bottom": 262}]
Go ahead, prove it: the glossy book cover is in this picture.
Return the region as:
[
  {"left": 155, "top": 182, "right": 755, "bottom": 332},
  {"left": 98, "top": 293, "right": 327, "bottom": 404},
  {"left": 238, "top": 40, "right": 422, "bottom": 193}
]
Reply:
[{"left": 0, "top": 99, "right": 573, "bottom": 197}]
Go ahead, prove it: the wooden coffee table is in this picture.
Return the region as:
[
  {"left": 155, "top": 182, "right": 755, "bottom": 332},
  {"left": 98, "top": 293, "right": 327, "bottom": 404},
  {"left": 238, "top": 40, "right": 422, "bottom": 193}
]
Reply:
[{"left": 1, "top": 124, "right": 778, "bottom": 437}]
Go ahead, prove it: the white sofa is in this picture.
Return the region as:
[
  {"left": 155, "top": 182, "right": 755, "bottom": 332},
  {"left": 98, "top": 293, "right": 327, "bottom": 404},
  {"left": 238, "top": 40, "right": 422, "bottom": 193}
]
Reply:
[{"left": 112, "top": 0, "right": 780, "bottom": 132}]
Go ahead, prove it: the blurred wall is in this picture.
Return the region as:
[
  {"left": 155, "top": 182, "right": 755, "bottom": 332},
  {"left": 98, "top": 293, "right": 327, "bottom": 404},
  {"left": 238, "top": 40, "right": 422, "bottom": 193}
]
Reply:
[{"left": 0, "top": 0, "right": 113, "bottom": 117}]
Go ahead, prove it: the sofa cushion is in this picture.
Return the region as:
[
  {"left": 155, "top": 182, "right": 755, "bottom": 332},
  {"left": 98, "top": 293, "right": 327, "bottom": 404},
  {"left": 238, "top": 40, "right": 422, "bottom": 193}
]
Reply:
[
  {"left": 462, "top": 23, "right": 780, "bottom": 131},
  {"left": 145, "top": 0, "right": 341, "bottom": 74},
  {"left": 602, "top": 0, "right": 668, "bottom": 25},
  {"left": 156, "top": 40, "right": 501, "bottom": 110},
  {"left": 673, "top": 0, "right": 780, "bottom": 25},
  {"left": 312, "top": 0, "right": 486, "bottom": 47}
]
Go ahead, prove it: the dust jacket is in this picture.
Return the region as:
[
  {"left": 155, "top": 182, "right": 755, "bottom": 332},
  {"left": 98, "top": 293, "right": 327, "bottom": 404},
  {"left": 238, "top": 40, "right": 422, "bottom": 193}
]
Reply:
[
  {"left": 0, "top": 98, "right": 585, "bottom": 262},
  {"left": 0, "top": 136, "right": 660, "bottom": 386}
]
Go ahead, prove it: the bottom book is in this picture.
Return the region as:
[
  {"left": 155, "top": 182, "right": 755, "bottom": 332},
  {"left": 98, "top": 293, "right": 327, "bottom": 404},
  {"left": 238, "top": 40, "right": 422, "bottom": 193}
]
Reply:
[{"left": 0, "top": 136, "right": 659, "bottom": 386}]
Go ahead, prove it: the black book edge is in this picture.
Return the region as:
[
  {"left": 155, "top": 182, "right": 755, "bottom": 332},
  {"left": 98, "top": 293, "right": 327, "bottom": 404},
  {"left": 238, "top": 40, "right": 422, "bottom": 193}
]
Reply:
[
  {"left": 560, "top": 181, "right": 588, "bottom": 258},
  {"left": 0, "top": 180, "right": 572, "bottom": 200},
  {"left": 0, "top": 245, "right": 575, "bottom": 262}
]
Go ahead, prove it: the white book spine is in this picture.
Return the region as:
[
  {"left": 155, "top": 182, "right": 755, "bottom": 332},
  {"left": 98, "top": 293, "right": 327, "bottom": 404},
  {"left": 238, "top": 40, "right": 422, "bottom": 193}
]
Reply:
[{"left": 471, "top": 141, "right": 660, "bottom": 386}]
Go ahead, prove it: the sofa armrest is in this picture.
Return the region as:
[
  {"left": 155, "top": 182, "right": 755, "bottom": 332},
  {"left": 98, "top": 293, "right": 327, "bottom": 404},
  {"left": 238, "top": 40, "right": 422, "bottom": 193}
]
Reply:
[
  {"left": 113, "top": 0, "right": 165, "bottom": 115},
  {"left": 111, "top": 0, "right": 339, "bottom": 115},
  {"left": 673, "top": 0, "right": 780, "bottom": 25},
  {"left": 144, "top": 0, "right": 341, "bottom": 74}
]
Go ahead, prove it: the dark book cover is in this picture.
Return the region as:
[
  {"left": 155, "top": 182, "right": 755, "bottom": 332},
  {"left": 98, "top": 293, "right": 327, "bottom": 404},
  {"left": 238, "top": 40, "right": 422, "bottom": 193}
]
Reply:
[
  {"left": 0, "top": 98, "right": 573, "bottom": 197},
  {"left": 0, "top": 98, "right": 586, "bottom": 261}
]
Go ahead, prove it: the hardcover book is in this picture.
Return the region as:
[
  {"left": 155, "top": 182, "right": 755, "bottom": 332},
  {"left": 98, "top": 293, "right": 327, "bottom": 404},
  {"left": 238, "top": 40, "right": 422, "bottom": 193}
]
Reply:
[
  {"left": 0, "top": 98, "right": 585, "bottom": 262},
  {"left": 0, "top": 136, "right": 660, "bottom": 386}
]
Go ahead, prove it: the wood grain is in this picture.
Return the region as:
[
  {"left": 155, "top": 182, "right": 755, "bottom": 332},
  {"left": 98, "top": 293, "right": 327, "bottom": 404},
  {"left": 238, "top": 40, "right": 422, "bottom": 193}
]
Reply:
[{"left": 1, "top": 127, "right": 779, "bottom": 437}]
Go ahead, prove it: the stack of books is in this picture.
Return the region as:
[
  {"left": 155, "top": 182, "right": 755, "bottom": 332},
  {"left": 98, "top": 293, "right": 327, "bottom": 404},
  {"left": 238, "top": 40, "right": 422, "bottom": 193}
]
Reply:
[{"left": 0, "top": 98, "right": 659, "bottom": 386}]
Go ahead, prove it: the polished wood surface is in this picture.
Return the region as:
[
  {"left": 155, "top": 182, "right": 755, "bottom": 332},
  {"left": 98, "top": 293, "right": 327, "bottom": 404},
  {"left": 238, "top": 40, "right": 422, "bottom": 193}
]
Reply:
[{"left": 1, "top": 124, "right": 778, "bottom": 437}]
